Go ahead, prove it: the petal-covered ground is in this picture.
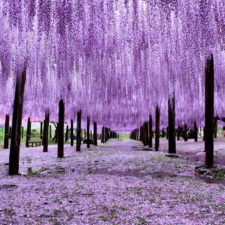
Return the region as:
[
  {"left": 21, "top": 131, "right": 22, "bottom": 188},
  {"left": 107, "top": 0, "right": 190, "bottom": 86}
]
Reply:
[{"left": 0, "top": 138, "right": 225, "bottom": 225}]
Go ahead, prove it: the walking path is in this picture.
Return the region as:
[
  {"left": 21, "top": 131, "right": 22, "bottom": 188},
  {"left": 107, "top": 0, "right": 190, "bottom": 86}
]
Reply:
[
  {"left": 160, "top": 137, "right": 225, "bottom": 166},
  {"left": 0, "top": 139, "right": 225, "bottom": 225}
]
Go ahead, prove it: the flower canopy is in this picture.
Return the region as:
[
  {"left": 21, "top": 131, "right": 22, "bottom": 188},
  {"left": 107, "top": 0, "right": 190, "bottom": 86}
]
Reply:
[{"left": 0, "top": 0, "right": 225, "bottom": 130}]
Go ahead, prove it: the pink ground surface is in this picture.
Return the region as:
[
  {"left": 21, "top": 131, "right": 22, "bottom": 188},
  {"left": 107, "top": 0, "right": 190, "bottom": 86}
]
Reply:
[{"left": 0, "top": 138, "right": 225, "bottom": 225}]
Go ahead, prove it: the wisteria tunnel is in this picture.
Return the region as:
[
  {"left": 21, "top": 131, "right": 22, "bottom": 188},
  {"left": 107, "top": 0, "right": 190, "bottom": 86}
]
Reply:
[{"left": 0, "top": 0, "right": 225, "bottom": 224}]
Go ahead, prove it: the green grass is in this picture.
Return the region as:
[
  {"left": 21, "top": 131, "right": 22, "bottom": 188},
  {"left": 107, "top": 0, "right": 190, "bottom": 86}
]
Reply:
[
  {"left": 119, "top": 133, "right": 129, "bottom": 139},
  {"left": 213, "top": 170, "right": 225, "bottom": 179},
  {"left": 0, "top": 126, "right": 60, "bottom": 148},
  {"left": 0, "top": 125, "right": 99, "bottom": 148},
  {"left": 0, "top": 128, "right": 5, "bottom": 148}
]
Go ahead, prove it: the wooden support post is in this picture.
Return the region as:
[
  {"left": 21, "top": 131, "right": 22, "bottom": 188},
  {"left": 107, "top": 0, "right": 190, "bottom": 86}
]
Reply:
[
  {"left": 168, "top": 95, "right": 176, "bottom": 154},
  {"left": 87, "top": 116, "right": 90, "bottom": 148},
  {"left": 76, "top": 110, "right": 82, "bottom": 152},
  {"left": 194, "top": 122, "right": 198, "bottom": 142},
  {"left": 94, "top": 121, "right": 97, "bottom": 146},
  {"left": 4, "top": 115, "right": 10, "bottom": 149},
  {"left": 155, "top": 106, "right": 160, "bottom": 151},
  {"left": 104, "top": 127, "right": 107, "bottom": 142},
  {"left": 203, "top": 127, "right": 205, "bottom": 141},
  {"left": 205, "top": 54, "right": 214, "bottom": 168},
  {"left": 105, "top": 127, "right": 108, "bottom": 142},
  {"left": 43, "top": 111, "right": 50, "bottom": 152},
  {"left": 9, "top": 69, "right": 26, "bottom": 175},
  {"left": 142, "top": 125, "right": 145, "bottom": 143},
  {"left": 101, "top": 126, "right": 105, "bottom": 143},
  {"left": 26, "top": 117, "right": 31, "bottom": 147},
  {"left": 149, "top": 115, "right": 153, "bottom": 148},
  {"left": 183, "top": 124, "right": 188, "bottom": 141},
  {"left": 58, "top": 99, "right": 64, "bottom": 158},
  {"left": 139, "top": 126, "right": 142, "bottom": 142},
  {"left": 106, "top": 128, "right": 109, "bottom": 142},
  {"left": 65, "top": 125, "right": 69, "bottom": 142},
  {"left": 40, "top": 122, "right": 43, "bottom": 139},
  {"left": 137, "top": 129, "right": 139, "bottom": 141},
  {"left": 71, "top": 120, "right": 74, "bottom": 146},
  {"left": 132, "top": 130, "right": 135, "bottom": 140}
]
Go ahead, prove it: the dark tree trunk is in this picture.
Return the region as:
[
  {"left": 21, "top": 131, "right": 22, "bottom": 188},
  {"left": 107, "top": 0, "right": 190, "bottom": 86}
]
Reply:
[
  {"left": 142, "top": 125, "right": 145, "bottom": 144},
  {"left": 9, "top": 69, "right": 26, "bottom": 175},
  {"left": 105, "top": 127, "right": 107, "bottom": 142},
  {"left": 203, "top": 127, "right": 205, "bottom": 141},
  {"left": 26, "top": 117, "right": 31, "bottom": 148},
  {"left": 183, "top": 124, "right": 188, "bottom": 141},
  {"left": 87, "top": 116, "right": 90, "bottom": 148},
  {"left": 4, "top": 115, "right": 10, "bottom": 149},
  {"left": 194, "top": 122, "right": 198, "bottom": 142},
  {"left": 40, "top": 122, "right": 43, "bottom": 139},
  {"left": 105, "top": 127, "right": 108, "bottom": 142},
  {"left": 137, "top": 129, "right": 139, "bottom": 141},
  {"left": 76, "top": 110, "right": 82, "bottom": 152},
  {"left": 168, "top": 95, "right": 176, "bottom": 154},
  {"left": 155, "top": 106, "right": 160, "bottom": 151},
  {"left": 58, "top": 99, "right": 64, "bottom": 158},
  {"left": 71, "top": 120, "right": 74, "bottom": 146},
  {"left": 205, "top": 54, "right": 214, "bottom": 168},
  {"left": 101, "top": 126, "right": 105, "bottom": 143},
  {"left": 138, "top": 127, "right": 141, "bottom": 141},
  {"left": 94, "top": 121, "right": 97, "bottom": 146},
  {"left": 43, "top": 111, "right": 50, "bottom": 152},
  {"left": 65, "top": 125, "right": 69, "bottom": 142},
  {"left": 149, "top": 115, "right": 153, "bottom": 148},
  {"left": 139, "top": 126, "right": 142, "bottom": 143}
]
